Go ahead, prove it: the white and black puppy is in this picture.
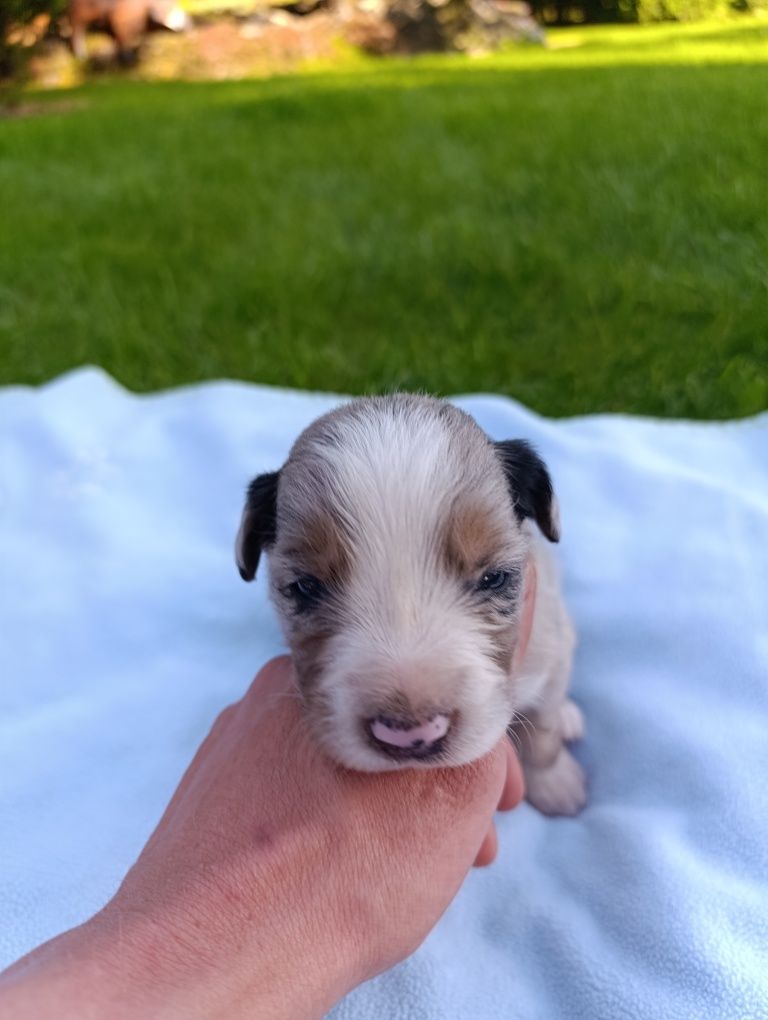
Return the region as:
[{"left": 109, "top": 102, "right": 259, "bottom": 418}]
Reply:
[{"left": 236, "top": 395, "right": 586, "bottom": 816}]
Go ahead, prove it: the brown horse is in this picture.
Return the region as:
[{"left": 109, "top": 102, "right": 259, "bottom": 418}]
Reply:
[{"left": 68, "top": 0, "right": 188, "bottom": 63}]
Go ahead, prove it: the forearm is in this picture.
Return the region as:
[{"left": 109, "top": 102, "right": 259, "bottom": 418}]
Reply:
[
  {"left": 0, "top": 910, "right": 218, "bottom": 1020},
  {"left": 0, "top": 914, "right": 156, "bottom": 1020},
  {"left": 0, "top": 904, "right": 348, "bottom": 1020}
]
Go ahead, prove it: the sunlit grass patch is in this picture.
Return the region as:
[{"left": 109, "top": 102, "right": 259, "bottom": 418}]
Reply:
[{"left": 1, "top": 20, "right": 766, "bottom": 417}]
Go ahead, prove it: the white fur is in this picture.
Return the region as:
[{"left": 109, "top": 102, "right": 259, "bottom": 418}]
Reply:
[{"left": 161, "top": 5, "right": 188, "bottom": 30}]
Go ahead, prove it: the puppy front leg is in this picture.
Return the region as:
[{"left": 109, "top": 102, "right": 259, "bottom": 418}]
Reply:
[{"left": 511, "top": 700, "right": 586, "bottom": 817}]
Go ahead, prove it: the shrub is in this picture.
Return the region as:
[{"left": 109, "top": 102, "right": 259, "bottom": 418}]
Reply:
[{"left": 0, "top": 0, "right": 66, "bottom": 79}]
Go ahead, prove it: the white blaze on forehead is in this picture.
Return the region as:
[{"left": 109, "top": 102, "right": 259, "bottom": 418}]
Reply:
[
  {"left": 306, "top": 400, "right": 526, "bottom": 632},
  {"left": 320, "top": 404, "right": 456, "bottom": 540},
  {"left": 310, "top": 404, "right": 473, "bottom": 636}
]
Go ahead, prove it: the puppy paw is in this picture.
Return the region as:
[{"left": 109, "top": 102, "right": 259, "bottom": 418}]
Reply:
[
  {"left": 559, "top": 698, "right": 585, "bottom": 743},
  {"left": 524, "top": 747, "right": 587, "bottom": 817}
]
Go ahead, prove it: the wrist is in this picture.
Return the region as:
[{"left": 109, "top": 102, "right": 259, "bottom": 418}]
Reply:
[
  {"left": 0, "top": 908, "right": 205, "bottom": 1020},
  {"left": 0, "top": 899, "right": 352, "bottom": 1020}
]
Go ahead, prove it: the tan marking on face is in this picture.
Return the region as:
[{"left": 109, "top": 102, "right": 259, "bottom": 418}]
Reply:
[
  {"left": 488, "top": 621, "right": 516, "bottom": 677},
  {"left": 443, "top": 500, "right": 525, "bottom": 682},
  {"left": 292, "top": 628, "right": 332, "bottom": 697},
  {"left": 283, "top": 510, "right": 350, "bottom": 587},
  {"left": 444, "top": 501, "right": 511, "bottom": 578},
  {"left": 277, "top": 513, "right": 349, "bottom": 703}
]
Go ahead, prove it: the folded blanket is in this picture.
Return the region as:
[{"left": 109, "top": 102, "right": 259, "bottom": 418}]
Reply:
[{"left": 1, "top": 368, "right": 766, "bottom": 1019}]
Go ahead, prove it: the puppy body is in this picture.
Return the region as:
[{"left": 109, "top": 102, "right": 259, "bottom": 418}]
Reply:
[
  {"left": 237, "top": 395, "right": 585, "bottom": 816},
  {"left": 512, "top": 529, "right": 585, "bottom": 814}
]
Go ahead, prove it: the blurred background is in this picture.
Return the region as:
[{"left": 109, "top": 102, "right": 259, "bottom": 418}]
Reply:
[{"left": 1, "top": 0, "right": 766, "bottom": 417}]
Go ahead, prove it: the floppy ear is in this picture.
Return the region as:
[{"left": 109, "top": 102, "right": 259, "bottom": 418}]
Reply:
[
  {"left": 235, "top": 471, "right": 280, "bottom": 581},
  {"left": 494, "top": 440, "right": 560, "bottom": 543}
]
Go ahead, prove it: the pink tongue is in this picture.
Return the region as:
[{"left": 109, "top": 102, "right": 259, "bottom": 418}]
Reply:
[{"left": 371, "top": 714, "right": 451, "bottom": 749}]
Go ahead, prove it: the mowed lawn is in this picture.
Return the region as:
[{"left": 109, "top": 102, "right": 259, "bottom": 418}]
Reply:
[{"left": 1, "top": 21, "right": 767, "bottom": 416}]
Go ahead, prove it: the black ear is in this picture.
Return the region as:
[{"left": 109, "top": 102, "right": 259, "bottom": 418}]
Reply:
[
  {"left": 494, "top": 440, "right": 560, "bottom": 543},
  {"left": 235, "top": 471, "right": 280, "bottom": 581}
]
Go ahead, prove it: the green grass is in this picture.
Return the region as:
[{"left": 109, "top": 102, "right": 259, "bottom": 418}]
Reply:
[{"left": 1, "top": 20, "right": 767, "bottom": 416}]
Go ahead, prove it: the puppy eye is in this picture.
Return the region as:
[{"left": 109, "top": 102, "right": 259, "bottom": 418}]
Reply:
[
  {"left": 285, "top": 575, "right": 325, "bottom": 610},
  {"left": 477, "top": 569, "right": 512, "bottom": 592}
]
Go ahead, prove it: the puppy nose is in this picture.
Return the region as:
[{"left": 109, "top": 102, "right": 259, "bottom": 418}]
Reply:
[{"left": 367, "top": 713, "right": 452, "bottom": 760}]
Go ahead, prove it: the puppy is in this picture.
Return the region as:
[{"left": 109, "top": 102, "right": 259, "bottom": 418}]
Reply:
[{"left": 236, "top": 395, "right": 586, "bottom": 816}]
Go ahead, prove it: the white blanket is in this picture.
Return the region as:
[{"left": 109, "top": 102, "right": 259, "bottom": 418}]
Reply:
[{"left": 1, "top": 368, "right": 766, "bottom": 1018}]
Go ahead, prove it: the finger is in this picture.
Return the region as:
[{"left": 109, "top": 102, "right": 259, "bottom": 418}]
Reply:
[
  {"left": 473, "top": 824, "right": 498, "bottom": 867},
  {"left": 497, "top": 738, "right": 525, "bottom": 812}
]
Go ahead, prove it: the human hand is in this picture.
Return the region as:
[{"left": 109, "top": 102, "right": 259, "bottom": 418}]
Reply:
[{"left": 0, "top": 656, "right": 523, "bottom": 1020}]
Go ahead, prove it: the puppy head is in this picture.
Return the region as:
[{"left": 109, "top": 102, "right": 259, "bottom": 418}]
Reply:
[{"left": 236, "top": 395, "right": 559, "bottom": 771}]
